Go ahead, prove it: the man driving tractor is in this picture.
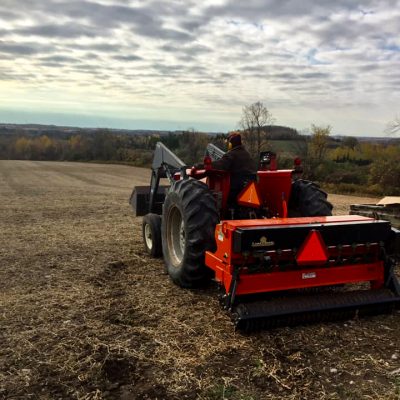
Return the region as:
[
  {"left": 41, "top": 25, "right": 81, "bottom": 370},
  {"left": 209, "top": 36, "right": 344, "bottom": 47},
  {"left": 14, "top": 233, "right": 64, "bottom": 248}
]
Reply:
[{"left": 198, "top": 131, "right": 257, "bottom": 205}]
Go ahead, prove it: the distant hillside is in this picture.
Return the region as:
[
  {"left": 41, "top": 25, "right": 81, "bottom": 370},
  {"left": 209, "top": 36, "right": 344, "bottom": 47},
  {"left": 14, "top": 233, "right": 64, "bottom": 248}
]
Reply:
[
  {"left": 1, "top": 122, "right": 397, "bottom": 145},
  {"left": 0, "top": 122, "right": 226, "bottom": 138},
  {"left": 0, "top": 123, "right": 172, "bottom": 138},
  {"left": 264, "top": 125, "right": 300, "bottom": 140}
]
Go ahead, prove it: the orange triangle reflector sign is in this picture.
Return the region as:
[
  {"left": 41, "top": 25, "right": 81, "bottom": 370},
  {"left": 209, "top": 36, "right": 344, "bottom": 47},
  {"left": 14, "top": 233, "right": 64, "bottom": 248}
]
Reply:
[
  {"left": 296, "top": 230, "right": 328, "bottom": 266},
  {"left": 237, "top": 181, "right": 262, "bottom": 208}
]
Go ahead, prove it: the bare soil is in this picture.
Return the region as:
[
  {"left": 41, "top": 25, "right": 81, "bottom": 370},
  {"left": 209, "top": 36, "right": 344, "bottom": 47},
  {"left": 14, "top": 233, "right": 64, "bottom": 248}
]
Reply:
[{"left": 0, "top": 160, "right": 399, "bottom": 400}]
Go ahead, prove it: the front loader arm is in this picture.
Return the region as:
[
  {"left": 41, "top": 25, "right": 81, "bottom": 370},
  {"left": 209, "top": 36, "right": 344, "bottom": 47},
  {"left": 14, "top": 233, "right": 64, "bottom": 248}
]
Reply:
[
  {"left": 206, "top": 143, "right": 225, "bottom": 161},
  {"left": 149, "top": 142, "right": 186, "bottom": 213}
]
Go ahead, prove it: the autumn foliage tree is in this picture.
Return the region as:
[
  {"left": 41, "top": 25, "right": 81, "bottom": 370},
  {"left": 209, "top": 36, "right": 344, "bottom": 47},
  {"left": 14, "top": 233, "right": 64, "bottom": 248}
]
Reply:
[
  {"left": 309, "top": 124, "right": 331, "bottom": 162},
  {"left": 15, "top": 137, "right": 32, "bottom": 159},
  {"left": 369, "top": 145, "right": 400, "bottom": 194}
]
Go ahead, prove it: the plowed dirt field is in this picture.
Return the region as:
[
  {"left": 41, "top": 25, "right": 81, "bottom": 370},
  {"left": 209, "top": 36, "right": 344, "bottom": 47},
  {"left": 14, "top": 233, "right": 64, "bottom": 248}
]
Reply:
[{"left": 0, "top": 160, "right": 399, "bottom": 399}]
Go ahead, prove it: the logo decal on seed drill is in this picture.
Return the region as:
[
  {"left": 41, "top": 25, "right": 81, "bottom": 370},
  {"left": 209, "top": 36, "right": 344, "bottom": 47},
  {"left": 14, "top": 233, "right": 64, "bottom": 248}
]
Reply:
[
  {"left": 251, "top": 236, "right": 275, "bottom": 247},
  {"left": 302, "top": 272, "right": 317, "bottom": 279}
]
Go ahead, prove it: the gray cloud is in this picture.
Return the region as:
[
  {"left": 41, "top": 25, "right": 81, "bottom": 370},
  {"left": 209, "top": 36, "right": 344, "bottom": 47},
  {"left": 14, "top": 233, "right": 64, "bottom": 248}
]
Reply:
[
  {"left": 16, "top": 23, "right": 99, "bottom": 39},
  {"left": 40, "top": 55, "right": 80, "bottom": 63},
  {"left": 72, "top": 64, "right": 100, "bottom": 71},
  {"left": 134, "top": 26, "right": 192, "bottom": 41},
  {"left": 207, "top": 0, "right": 381, "bottom": 20},
  {"left": 113, "top": 55, "right": 142, "bottom": 62},
  {"left": 160, "top": 43, "right": 211, "bottom": 58},
  {"left": 0, "top": 41, "right": 54, "bottom": 55},
  {"left": 71, "top": 43, "right": 125, "bottom": 53},
  {"left": 0, "top": 10, "right": 19, "bottom": 20},
  {"left": 220, "top": 34, "right": 259, "bottom": 50},
  {"left": 0, "top": 70, "right": 36, "bottom": 81},
  {"left": 0, "top": 1, "right": 194, "bottom": 43},
  {"left": 152, "top": 63, "right": 184, "bottom": 75}
]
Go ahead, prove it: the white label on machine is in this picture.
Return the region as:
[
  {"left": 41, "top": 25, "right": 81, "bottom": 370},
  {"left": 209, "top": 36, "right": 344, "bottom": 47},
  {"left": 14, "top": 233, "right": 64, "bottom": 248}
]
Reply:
[
  {"left": 302, "top": 272, "right": 317, "bottom": 279},
  {"left": 218, "top": 232, "right": 224, "bottom": 242}
]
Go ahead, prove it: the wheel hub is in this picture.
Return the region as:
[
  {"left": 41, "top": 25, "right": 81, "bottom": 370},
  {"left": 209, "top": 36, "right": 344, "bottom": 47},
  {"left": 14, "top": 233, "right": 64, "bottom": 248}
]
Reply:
[
  {"left": 144, "top": 223, "right": 153, "bottom": 250},
  {"left": 167, "top": 205, "right": 185, "bottom": 267},
  {"left": 179, "top": 220, "right": 185, "bottom": 250}
]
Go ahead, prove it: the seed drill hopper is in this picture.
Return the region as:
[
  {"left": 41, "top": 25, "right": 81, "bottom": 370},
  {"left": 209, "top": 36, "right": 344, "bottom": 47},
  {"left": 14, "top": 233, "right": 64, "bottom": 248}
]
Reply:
[{"left": 130, "top": 142, "right": 400, "bottom": 331}]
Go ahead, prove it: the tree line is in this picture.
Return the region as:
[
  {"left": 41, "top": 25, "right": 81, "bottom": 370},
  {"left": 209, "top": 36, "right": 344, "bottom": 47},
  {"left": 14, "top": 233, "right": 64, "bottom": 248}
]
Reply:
[
  {"left": 0, "top": 102, "right": 399, "bottom": 196},
  {"left": 0, "top": 123, "right": 301, "bottom": 166}
]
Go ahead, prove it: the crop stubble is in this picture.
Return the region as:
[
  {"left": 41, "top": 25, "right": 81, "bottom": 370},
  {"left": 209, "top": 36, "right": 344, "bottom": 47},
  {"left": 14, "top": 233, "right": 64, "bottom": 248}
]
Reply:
[{"left": 0, "top": 160, "right": 399, "bottom": 400}]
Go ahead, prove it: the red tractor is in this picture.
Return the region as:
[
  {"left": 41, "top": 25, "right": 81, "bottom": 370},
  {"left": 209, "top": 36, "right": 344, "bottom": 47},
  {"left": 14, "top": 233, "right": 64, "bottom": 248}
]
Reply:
[{"left": 130, "top": 142, "right": 400, "bottom": 331}]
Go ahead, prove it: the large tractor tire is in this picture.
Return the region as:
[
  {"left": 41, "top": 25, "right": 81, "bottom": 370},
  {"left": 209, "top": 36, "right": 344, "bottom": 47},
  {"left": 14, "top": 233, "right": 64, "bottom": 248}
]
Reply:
[
  {"left": 142, "top": 213, "right": 162, "bottom": 258},
  {"left": 162, "top": 178, "right": 219, "bottom": 288},
  {"left": 289, "top": 179, "right": 333, "bottom": 217}
]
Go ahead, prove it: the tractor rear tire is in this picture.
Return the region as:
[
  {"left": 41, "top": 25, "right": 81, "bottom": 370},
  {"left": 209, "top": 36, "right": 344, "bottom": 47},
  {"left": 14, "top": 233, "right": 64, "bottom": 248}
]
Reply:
[
  {"left": 142, "top": 213, "right": 162, "bottom": 258},
  {"left": 162, "top": 178, "right": 219, "bottom": 288},
  {"left": 289, "top": 179, "right": 333, "bottom": 217}
]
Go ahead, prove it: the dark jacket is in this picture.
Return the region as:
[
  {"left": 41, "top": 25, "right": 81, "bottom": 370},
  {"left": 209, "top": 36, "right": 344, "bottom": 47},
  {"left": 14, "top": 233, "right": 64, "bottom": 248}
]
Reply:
[{"left": 211, "top": 145, "right": 257, "bottom": 191}]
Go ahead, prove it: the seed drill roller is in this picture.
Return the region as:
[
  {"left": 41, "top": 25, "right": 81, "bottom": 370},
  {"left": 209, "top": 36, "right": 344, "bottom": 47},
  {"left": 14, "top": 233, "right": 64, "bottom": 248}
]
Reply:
[{"left": 130, "top": 142, "right": 400, "bottom": 331}]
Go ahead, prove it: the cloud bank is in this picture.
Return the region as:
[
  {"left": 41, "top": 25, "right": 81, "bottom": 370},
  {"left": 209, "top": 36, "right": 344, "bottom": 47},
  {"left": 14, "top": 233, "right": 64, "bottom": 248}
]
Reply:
[{"left": 0, "top": 0, "right": 399, "bottom": 134}]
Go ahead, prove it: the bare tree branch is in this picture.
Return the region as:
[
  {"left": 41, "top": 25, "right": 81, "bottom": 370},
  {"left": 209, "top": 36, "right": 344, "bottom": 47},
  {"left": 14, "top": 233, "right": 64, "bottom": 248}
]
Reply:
[{"left": 238, "top": 101, "right": 274, "bottom": 159}]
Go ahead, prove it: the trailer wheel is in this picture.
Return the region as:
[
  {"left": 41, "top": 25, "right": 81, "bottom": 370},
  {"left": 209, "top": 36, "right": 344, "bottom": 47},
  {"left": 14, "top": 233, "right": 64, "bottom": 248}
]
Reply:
[
  {"left": 289, "top": 179, "right": 333, "bottom": 217},
  {"left": 142, "top": 213, "right": 162, "bottom": 258},
  {"left": 162, "top": 178, "right": 219, "bottom": 288}
]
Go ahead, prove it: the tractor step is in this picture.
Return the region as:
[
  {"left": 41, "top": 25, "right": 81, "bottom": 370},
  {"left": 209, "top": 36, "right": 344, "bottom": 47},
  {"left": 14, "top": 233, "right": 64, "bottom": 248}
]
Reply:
[{"left": 233, "top": 288, "right": 400, "bottom": 332}]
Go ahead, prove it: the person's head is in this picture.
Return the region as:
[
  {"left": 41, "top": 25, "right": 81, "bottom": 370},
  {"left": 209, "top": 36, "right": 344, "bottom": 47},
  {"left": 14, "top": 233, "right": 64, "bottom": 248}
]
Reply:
[{"left": 226, "top": 131, "right": 242, "bottom": 150}]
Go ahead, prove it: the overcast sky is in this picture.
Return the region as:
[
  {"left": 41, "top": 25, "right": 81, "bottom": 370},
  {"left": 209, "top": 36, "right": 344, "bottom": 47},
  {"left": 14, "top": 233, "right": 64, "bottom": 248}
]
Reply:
[{"left": 0, "top": 0, "right": 399, "bottom": 135}]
